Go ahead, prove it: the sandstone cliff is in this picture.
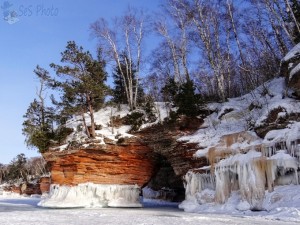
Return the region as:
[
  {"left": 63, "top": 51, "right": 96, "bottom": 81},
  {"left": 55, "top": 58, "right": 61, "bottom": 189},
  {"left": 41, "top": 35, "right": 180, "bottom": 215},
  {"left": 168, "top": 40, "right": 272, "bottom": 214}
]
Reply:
[
  {"left": 44, "top": 137, "right": 156, "bottom": 187},
  {"left": 40, "top": 69, "right": 300, "bottom": 210}
]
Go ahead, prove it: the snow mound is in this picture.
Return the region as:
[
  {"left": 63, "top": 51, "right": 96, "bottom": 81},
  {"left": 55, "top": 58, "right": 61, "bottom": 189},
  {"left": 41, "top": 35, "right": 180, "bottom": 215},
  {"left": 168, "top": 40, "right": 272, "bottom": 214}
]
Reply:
[{"left": 180, "top": 185, "right": 300, "bottom": 222}]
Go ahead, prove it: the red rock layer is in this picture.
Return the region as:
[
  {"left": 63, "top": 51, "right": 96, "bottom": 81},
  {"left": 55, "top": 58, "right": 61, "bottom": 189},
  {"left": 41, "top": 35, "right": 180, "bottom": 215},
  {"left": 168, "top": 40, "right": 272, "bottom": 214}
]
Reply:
[
  {"left": 39, "top": 177, "right": 51, "bottom": 193},
  {"left": 43, "top": 137, "right": 156, "bottom": 187}
]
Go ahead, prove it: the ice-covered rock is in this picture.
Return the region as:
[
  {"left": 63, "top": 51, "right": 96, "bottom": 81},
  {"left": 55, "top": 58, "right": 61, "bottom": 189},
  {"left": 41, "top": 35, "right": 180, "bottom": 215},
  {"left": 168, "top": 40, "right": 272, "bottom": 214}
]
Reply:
[
  {"left": 281, "top": 43, "right": 300, "bottom": 97},
  {"left": 38, "top": 183, "right": 142, "bottom": 208},
  {"left": 236, "top": 200, "right": 251, "bottom": 211},
  {"left": 181, "top": 129, "right": 300, "bottom": 211}
]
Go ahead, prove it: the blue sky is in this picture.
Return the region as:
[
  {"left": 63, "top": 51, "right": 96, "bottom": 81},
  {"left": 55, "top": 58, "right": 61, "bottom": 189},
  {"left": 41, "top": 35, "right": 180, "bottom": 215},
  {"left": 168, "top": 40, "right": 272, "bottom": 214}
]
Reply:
[{"left": 0, "top": 0, "right": 161, "bottom": 164}]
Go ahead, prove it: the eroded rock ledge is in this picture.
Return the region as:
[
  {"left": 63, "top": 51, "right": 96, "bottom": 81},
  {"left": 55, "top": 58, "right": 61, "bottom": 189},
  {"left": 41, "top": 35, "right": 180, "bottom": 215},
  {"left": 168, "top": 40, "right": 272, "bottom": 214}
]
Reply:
[
  {"left": 41, "top": 136, "right": 157, "bottom": 207},
  {"left": 43, "top": 137, "right": 156, "bottom": 187},
  {"left": 41, "top": 117, "right": 207, "bottom": 208},
  {"left": 137, "top": 121, "right": 207, "bottom": 178}
]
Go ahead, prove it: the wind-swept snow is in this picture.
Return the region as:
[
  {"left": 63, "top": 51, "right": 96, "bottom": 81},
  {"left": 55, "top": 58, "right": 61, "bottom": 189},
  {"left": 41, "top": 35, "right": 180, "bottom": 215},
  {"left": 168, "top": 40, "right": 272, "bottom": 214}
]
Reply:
[
  {"left": 0, "top": 195, "right": 299, "bottom": 225},
  {"left": 283, "top": 43, "right": 300, "bottom": 62}
]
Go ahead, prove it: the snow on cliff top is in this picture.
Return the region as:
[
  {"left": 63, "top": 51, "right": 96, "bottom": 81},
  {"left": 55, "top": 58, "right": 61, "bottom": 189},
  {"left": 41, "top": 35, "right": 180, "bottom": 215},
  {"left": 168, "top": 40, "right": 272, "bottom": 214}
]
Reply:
[
  {"left": 61, "top": 104, "right": 131, "bottom": 148},
  {"left": 282, "top": 42, "right": 300, "bottom": 80},
  {"left": 283, "top": 43, "right": 300, "bottom": 62},
  {"left": 179, "top": 77, "right": 300, "bottom": 158},
  {"left": 59, "top": 102, "right": 170, "bottom": 150}
]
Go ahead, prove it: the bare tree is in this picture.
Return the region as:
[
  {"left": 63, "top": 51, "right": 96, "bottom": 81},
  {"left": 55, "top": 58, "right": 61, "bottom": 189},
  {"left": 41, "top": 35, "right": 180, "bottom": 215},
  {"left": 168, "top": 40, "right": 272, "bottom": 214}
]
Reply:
[
  {"left": 185, "top": 0, "right": 229, "bottom": 101},
  {"left": 25, "top": 157, "right": 48, "bottom": 177},
  {"left": 150, "top": 0, "right": 297, "bottom": 102},
  {"left": 155, "top": 20, "right": 182, "bottom": 82},
  {"left": 154, "top": 0, "right": 192, "bottom": 83},
  {"left": 250, "top": 0, "right": 294, "bottom": 50},
  {"left": 91, "top": 7, "right": 148, "bottom": 110}
]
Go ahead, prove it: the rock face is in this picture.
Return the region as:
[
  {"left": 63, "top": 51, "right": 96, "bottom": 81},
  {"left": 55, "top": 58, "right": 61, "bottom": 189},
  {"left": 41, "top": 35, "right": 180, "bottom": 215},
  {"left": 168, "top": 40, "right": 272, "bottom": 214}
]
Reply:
[
  {"left": 138, "top": 121, "right": 207, "bottom": 178},
  {"left": 41, "top": 137, "right": 157, "bottom": 208},
  {"left": 281, "top": 43, "right": 300, "bottom": 98},
  {"left": 3, "top": 177, "right": 49, "bottom": 196},
  {"left": 43, "top": 137, "right": 156, "bottom": 187},
  {"left": 39, "top": 177, "right": 51, "bottom": 194},
  {"left": 41, "top": 116, "right": 207, "bottom": 207},
  {"left": 21, "top": 183, "right": 42, "bottom": 195}
]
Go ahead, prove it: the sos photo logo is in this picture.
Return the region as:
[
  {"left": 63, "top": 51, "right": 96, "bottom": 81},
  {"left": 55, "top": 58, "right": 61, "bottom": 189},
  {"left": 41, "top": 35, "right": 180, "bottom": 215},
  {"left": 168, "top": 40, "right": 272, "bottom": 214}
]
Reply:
[{"left": 1, "top": 1, "right": 59, "bottom": 24}]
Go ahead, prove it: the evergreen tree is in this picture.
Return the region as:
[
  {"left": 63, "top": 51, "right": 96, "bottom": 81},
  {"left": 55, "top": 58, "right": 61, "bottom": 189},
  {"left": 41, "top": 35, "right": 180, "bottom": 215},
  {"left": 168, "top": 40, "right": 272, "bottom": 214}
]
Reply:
[
  {"left": 162, "top": 78, "right": 201, "bottom": 117},
  {"left": 22, "top": 99, "right": 55, "bottom": 153},
  {"left": 6, "top": 154, "right": 27, "bottom": 181},
  {"left": 22, "top": 66, "right": 55, "bottom": 153},
  {"left": 162, "top": 77, "right": 179, "bottom": 103},
  {"left": 175, "top": 80, "right": 202, "bottom": 117},
  {"left": 112, "top": 59, "right": 128, "bottom": 105},
  {"left": 50, "top": 41, "right": 108, "bottom": 138}
]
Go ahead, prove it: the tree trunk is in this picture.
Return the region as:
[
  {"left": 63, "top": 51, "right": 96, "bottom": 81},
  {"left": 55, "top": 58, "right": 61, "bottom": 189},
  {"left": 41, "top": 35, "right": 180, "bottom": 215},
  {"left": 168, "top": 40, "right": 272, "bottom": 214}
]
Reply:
[
  {"left": 81, "top": 111, "right": 90, "bottom": 138},
  {"left": 87, "top": 94, "right": 96, "bottom": 138}
]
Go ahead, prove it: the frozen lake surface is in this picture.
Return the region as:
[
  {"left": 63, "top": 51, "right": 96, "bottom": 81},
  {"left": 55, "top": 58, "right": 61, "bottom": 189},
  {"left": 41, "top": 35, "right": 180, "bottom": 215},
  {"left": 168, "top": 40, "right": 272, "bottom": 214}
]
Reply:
[{"left": 0, "top": 197, "right": 299, "bottom": 225}]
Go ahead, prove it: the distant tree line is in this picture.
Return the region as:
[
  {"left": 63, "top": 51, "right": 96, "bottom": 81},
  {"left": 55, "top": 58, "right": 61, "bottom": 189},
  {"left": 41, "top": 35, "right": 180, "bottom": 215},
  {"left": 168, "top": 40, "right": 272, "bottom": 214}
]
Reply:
[
  {"left": 22, "top": 0, "right": 300, "bottom": 153},
  {"left": 0, "top": 154, "right": 48, "bottom": 184}
]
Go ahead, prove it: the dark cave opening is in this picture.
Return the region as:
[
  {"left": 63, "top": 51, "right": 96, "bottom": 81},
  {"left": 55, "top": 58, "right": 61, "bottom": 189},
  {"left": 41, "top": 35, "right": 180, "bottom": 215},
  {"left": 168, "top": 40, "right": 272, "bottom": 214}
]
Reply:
[{"left": 142, "top": 155, "right": 185, "bottom": 203}]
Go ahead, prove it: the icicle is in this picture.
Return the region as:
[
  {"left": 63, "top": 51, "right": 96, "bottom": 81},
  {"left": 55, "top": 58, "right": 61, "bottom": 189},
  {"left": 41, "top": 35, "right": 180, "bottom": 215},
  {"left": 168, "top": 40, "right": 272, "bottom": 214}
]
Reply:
[
  {"left": 38, "top": 183, "right": 142, "bottom": 208},
  {"left": 215, "top": 167, "right": 231, "bottom": 203},
  {"left": 236, "top": 159, "right": 266, "bottom": 210},
  {"left": 213, "top": 150, "right": 270, "bottom": 209},
  {"left": 184, "top": 171, "right": 216, "bottom": 201}
]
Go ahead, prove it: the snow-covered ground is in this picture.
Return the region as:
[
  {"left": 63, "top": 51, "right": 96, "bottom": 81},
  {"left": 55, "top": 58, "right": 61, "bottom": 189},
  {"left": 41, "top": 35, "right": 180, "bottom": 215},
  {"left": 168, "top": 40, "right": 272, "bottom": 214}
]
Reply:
[
  {"left": 180, "top": 77, "right": 300, "bottom": 155},
  {"left": 177, "top": 77, "right": 300, "bottom": 218},
  {"left": 0, "top": 195, "right": 299, "bottom": 225},
  {"left": 180, "top": 185, "right": 300, "bottom": 223},
  {"left": 56, "top": 102, "right": 171, "bottom": 151}
]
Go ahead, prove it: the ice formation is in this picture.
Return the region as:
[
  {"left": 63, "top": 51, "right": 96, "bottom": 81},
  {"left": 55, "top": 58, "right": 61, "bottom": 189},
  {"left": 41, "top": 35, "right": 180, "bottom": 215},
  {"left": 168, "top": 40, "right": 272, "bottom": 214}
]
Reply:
[
  {"left": 178, "top": 75, "right": 300, "bottom": 211},
  {"left": 142, "top": 186, "right": 176, "bottom": 201},
  {"left": 38, "top": 183, "right": 142, "bottom": 208},
  {"left": 184, "top": 171, "right": 215, "bottom": 201},
  {"left": 182, "top": 138, "right": 300, "bottom": 210}
]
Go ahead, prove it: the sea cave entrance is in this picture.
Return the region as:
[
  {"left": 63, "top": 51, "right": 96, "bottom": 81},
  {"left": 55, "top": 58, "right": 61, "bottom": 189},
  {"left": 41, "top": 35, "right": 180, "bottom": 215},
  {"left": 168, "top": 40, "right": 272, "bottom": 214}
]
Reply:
[{"left": 142, "top": 155, "right": 185, "bottom": 204}]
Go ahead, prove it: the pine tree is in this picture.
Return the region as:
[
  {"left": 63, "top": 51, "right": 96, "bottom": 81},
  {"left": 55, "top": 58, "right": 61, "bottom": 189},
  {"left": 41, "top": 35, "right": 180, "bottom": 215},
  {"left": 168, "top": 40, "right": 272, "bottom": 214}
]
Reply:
[
  {"left": 50, "top": 41, "right": 108, "bottom": 138},
  {"left": 162, "top": 77, "right": 179, "bottom": 103},
  {"left": 6, "top": 154, "right": 27, "bottom": 181},
  {"left": 175, "top": 80, "right": 201, "bottom": 117},
  {"left": 22, "top": 99, "right": 55, "bottom": 153},
  {"left": 112, "top": 59, "right": 128, "bottom": 104},
  {"left": 22, "top": 67, "right": 55, "bottom": 153},
  {"left": 162, "top": 78, "right": 201, "bottom": 117}
]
